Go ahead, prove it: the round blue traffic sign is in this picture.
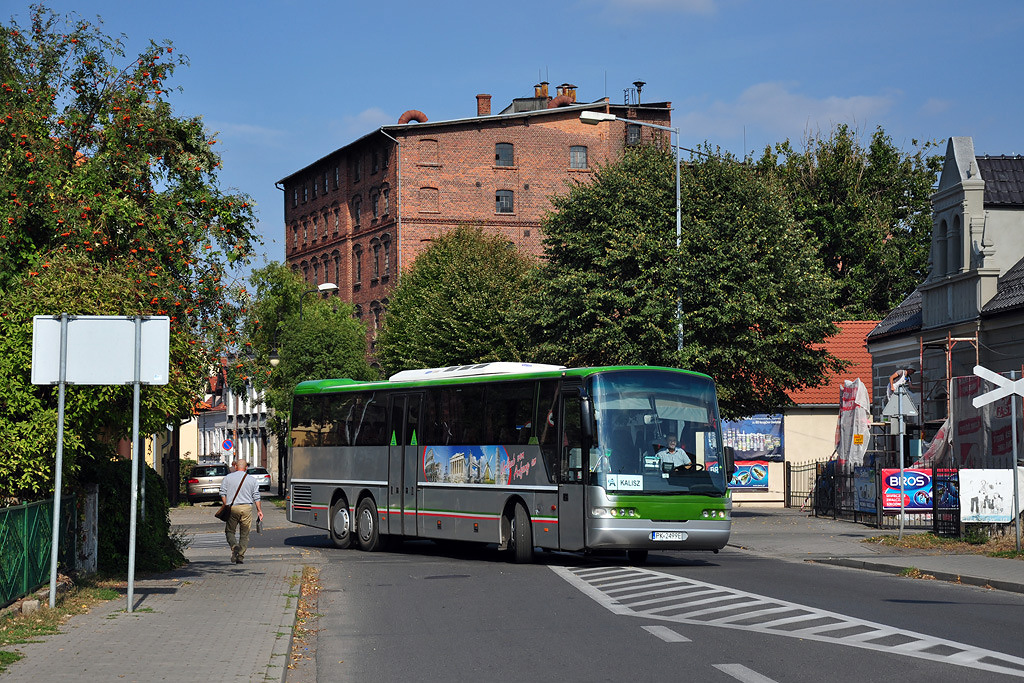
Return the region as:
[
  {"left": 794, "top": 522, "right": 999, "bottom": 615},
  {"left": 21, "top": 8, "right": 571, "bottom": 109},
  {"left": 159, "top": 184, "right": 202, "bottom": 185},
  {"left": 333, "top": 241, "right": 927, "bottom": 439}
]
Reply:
[{"left": 222, "top": 439, "right": 233, "bottom": 451}]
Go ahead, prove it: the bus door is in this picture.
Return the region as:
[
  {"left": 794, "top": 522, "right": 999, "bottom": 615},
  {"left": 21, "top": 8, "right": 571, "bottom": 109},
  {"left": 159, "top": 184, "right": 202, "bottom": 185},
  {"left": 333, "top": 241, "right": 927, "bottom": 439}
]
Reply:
[
  {"left": 388, "top": 393, "right": 422, "bottom": 537},
  {"left": 557, "top": 393, "right": 586, "bottom": 551}
]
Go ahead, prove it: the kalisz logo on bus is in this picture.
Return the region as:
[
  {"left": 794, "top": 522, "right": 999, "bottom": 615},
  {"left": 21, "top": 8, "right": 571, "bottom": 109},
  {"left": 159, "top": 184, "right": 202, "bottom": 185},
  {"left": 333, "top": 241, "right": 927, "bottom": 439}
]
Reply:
[{"left": 885, "top": 472, "right": 931, "bottom": 489}]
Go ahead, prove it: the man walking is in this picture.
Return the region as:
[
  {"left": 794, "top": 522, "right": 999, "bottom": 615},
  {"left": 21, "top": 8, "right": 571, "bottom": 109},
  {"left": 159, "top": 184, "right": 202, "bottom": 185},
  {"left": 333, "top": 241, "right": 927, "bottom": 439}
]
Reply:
[{"left": 219, "top": 458, "right": 263, "bottom": 564}]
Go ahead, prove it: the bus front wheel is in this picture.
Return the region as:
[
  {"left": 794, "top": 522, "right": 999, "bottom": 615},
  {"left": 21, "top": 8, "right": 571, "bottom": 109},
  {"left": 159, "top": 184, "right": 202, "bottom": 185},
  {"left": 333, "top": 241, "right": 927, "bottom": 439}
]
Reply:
[
  {"left": 329, "top": 498, "right": 352, "bottom": 549},
  {"left": 356, "top": 498, "right": 383, "bottom": 552},
  {"left": 510, "top": 503, "right": 534, "bottom": 564}
]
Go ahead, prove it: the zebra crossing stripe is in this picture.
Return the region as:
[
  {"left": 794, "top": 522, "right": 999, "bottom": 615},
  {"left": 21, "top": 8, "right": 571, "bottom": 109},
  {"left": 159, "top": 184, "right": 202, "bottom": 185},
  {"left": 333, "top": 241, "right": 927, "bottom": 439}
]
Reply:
[{"left": 552, "top": 565, "right": 1024, "bottom": 679}]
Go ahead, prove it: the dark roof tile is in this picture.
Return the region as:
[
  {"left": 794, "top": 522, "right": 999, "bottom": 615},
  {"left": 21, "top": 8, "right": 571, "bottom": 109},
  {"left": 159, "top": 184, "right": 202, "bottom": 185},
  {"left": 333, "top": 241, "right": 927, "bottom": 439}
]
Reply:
[
  {"left": 978, "top": 156, "right": 1024, "bottom": 206},
  {"left": 867, "top": 288, "right": 922, "bottom": 341},
  {"left": 982, "top": 256, "right": 1024, "bottom": 315}
]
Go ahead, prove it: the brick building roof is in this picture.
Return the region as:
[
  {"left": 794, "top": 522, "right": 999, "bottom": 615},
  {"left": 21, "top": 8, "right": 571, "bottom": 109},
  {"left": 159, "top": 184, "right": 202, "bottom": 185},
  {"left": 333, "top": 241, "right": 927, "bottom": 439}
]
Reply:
[{"left": 787, "top": 321, "right": 877, "bottom": 406}]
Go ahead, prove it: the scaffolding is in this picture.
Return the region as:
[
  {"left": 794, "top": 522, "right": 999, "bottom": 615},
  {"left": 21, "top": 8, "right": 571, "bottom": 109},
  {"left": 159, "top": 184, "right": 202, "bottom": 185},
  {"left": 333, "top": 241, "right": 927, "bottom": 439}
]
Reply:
[{"left": 918, "top": 331, "right": 979, "bottom": 441}]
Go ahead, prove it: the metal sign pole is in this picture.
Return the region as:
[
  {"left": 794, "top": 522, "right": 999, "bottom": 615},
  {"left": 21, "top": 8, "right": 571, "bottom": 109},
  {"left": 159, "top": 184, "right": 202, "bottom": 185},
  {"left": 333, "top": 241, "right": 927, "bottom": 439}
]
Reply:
[
  {"left": 898, "top": 387, "right": 905, "bottom": 540},
  {"left": 48, "top": 313, "right": 69, "bottom": 608},
  {"left": 1012, "top": 374, "right": 1021, "bottom": 553},
  {"left": 127, "top": 317, "right": 142, "bottom": 612}
]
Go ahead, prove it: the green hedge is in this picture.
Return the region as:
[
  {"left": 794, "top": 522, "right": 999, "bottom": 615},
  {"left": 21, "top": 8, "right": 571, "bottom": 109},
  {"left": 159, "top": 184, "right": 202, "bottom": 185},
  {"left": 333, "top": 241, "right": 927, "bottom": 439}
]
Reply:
[{"left": 79, "top": 458, "right": 186, "bottom": 573}]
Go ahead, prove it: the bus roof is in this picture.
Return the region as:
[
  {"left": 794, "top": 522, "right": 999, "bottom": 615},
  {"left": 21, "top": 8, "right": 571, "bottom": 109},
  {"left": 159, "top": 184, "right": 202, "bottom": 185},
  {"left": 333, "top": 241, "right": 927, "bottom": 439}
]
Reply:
[{"left": 293, "top": 365, "right": 713, "bottom": 395}]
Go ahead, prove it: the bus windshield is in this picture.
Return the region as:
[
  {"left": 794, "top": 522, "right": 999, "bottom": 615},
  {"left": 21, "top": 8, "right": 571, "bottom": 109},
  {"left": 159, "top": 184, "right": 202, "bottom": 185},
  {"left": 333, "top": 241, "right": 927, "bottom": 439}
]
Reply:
[{"left": 589, "top": 370, "right": 727, "bottom": 495}]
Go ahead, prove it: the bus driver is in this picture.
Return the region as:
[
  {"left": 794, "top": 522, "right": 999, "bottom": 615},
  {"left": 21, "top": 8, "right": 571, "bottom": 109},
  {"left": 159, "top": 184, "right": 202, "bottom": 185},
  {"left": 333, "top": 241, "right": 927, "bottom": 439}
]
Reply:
[{"left": 656, "top": 436, "right": 691, "bottom": 472}]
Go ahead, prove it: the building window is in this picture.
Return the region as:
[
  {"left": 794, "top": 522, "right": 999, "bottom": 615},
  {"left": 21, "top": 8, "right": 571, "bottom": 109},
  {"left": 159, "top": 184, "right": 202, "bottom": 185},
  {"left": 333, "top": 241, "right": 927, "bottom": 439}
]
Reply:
[
  {"left": 292, "top": 187, "right": 298, "bottom": 208},
  {"left": 352, "top": 196, "right": 361, "bottom": 227},
  {"left": 303, "top": 184, "right": 308, "bottom": 203},
  {"left": 372, "top": 241, "right": 380, "bottom": 280},
  {"left": 333, "top": 165, "right": 340, "bottom": 189},
  {"left": 302, "top": 220, "right": 308, "bottom": 243},
  {"left": 419, "top": 139, "right": 438, "bottom": 165},
  {"left": 626, "top": 124, "right": 641, "bottom": 145},
  {"left": 291, "top": 224, "right": 298, "bottom": 251},
  {"left": 382, "top": 236, "right": 391, "bottom": 276},
  {"left": 382, "top": 148, "right": 390, "bottom": 170},
  {"left": 333, "top": 208, "right": 340, "bottom": 234},
  {"left": 370, "top": 301, "right": 382, "bottom": 335},
  {"left": 372, "top": 150, "right": 379, "bottom": 174},
  {"left": 570, "top": 145, "right": 588, "bottom": 169},
  {"left": 419, "top": 187, "right": 439, "bottom": 212},
  {"left": 312, "top": 177, "right": 317, "bottom": 199},
  {"left": 372, "top": 192, "right": 380, "bottom": 220},
  {"left": 323, "top": 171, "right": 329, "bottom": 195},
  {"left": 353, "top": 246, "right": 363, "bottom": 285},
  {"left": 496, "top": 189, "right": 514, "bottom": 214},
  {"left": 333, "top": 252, "right": 341, "bottom": 286},
  {"left": 311, "top": 215, "right": 318, "bottom": 241},
  {"left": 382, "top": 188, "right": 390, "bottom": 215},
  {"left": 352, "top": 157, "right": 361, "bottom": 183},
  {"left": 495, "top": 142, "right": 514, "bottom": 167},
  {"left": 312, "top": 260, "right": 320, "bottom": 285}
]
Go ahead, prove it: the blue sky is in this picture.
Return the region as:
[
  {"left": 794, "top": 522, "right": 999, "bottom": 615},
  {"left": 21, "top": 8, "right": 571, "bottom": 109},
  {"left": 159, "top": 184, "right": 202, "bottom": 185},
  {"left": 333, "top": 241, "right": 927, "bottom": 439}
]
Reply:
[{"left": 14, "top": 0, "right": 1024, "bottom": 267}]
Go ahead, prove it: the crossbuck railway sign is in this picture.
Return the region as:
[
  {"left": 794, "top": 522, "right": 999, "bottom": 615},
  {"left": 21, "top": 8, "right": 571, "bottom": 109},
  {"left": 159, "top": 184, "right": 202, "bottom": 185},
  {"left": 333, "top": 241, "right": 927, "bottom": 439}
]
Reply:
[{"left": 972, "top": 365, "right": 1024, "bottom": 407}]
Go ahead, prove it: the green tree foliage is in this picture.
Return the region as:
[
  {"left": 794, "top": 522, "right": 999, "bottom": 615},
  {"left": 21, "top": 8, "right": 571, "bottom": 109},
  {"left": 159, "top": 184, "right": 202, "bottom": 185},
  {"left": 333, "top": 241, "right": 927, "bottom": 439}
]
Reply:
[
  {"left": 533, "top": 145, "right": 843, "bottom": 418},
  {"left": 759, "top": 125, "right": 941, "bottom": 319},
  {"left": 375, "top": 225, "right": 539, "bottom": 376},
  {"left": 230, "top": 262, "right": 375, "bottom": 442},
  {"left": 0, "top": 7, "right": 259, "bottom": 499}
]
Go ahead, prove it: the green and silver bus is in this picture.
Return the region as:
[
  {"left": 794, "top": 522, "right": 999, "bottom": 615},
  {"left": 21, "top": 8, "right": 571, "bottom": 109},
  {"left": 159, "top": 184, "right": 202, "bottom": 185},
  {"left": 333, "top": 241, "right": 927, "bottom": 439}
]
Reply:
[{"left": 287, "top": 363, "right": 734, "bottom": 563}]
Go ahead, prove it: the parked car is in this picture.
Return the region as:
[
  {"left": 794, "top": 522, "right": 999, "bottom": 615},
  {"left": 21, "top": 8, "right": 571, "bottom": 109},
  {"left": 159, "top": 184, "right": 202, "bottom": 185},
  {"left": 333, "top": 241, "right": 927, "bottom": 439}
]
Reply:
[
  {"left": 186, "top": 463, "right": 229, "bottom": 504},
  {"left": 248, "top": 466, "right": 272, "bottom": 492}
]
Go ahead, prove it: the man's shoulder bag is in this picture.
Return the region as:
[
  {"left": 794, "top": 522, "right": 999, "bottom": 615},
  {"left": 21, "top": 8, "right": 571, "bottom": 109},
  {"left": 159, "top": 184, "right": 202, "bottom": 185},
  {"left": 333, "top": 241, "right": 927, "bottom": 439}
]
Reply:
[{"left": 215, "top": 473, "right": 247, "bottom": 521}]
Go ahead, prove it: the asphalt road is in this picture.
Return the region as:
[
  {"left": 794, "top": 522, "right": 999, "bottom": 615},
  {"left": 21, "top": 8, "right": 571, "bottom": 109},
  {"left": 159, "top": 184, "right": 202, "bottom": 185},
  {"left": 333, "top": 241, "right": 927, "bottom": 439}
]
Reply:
[{"left": 182, "top": 504, "right": 1024, "bottom": 682}]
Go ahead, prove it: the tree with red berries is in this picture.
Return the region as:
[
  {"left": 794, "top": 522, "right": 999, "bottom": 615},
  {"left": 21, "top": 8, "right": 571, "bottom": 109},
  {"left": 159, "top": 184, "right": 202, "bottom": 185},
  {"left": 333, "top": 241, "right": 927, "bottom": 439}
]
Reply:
[{"left": 0, "top": 5, "right": 260, "bottom": 500}]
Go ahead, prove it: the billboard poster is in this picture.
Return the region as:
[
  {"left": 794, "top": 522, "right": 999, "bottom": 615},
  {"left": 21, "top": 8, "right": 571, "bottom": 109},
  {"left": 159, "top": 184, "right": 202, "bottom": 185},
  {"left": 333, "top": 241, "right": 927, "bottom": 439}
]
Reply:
[
  {"left": 853, "top": 466, "right": 876, "bottom": 513},
  {"left": 959, "top": 469, "right": 1022, "bottom": 523},
  {"left": 722, "top": 415, "right": 783, "bottom": 461},
  {"left": 881, "top": 468, "right": 934, "bottom": 511},
  {"left": 729, "top": 461, "right": 769, "bottom": 490}
]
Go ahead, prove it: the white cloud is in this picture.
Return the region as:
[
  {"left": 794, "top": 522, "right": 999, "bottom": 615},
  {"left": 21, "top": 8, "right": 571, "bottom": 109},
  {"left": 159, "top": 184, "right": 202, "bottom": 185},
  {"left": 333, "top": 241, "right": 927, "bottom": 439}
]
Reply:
[
  {"left": 676, "top": 82, "right": 896, "bottom": 146},
  {"left": 327, "top": 107, "right": 396, "bottom": 142},
  {"left": 206, "top": 121, "right": 288, "bottom": 148},
  {"left": 920, "top": 98, "right": 951, "bottom": 116}
]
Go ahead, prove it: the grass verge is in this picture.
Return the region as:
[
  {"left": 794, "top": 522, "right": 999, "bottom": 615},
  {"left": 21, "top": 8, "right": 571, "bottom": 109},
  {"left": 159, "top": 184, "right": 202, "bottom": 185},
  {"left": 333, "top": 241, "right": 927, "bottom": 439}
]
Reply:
[
  {"left": 866, "top": 531, "right": 1024, "bottom": 559},
  {"left": 288, "top": 565, "right": 322, "bottom": 675},
  {"left": 0, "top": 579, "right": 121, "bottom": 674}
]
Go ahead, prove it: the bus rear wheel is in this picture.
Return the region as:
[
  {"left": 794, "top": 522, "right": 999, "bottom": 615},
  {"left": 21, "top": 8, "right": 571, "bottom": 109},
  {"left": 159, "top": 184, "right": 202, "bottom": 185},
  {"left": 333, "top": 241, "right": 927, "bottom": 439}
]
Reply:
[
  {"left": 509, "top": 503, "right": 534, "bottom": 564},
  {"left": 329, "top": 498, "right": 352, "bottom": 549},
  {"left": 356, "top": 498, "right": 383, "bottom": 552}
]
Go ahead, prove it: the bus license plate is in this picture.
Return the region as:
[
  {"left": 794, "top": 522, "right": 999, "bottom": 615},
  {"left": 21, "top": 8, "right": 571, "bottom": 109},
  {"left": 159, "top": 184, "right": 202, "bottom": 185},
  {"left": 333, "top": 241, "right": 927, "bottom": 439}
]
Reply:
[{"left": 651, "top": 531, "right": 684, "bottom": 541}]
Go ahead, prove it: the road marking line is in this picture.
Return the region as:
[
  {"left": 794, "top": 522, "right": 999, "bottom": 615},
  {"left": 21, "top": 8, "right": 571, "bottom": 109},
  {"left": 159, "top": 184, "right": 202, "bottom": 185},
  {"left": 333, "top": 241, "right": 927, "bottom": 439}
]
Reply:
[
  {"left": 642, "top": 625, "right": 691, "bottom": 642},
  {"left": 714, "top": 663, "right": 779, "bottom": 683},
  {"left": 552, "top": 565, "right": 1024, "bottom": 678}
]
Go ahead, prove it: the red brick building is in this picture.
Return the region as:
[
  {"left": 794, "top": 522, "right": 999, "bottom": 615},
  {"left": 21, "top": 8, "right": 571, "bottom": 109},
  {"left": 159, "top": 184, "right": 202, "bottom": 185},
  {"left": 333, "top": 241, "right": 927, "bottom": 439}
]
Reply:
[{"left": 279, "top": 82, "right": 673, "bottom": 342}]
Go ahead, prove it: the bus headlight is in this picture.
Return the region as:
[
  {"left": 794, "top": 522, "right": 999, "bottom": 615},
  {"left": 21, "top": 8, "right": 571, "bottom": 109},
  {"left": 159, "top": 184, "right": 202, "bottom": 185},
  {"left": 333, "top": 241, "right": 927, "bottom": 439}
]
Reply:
[
  {"left": 701, "top": 509, "right": 728, "bottom": 519},
  {"left": 592, "top": 507, "right": 639, "bottom": 518}
]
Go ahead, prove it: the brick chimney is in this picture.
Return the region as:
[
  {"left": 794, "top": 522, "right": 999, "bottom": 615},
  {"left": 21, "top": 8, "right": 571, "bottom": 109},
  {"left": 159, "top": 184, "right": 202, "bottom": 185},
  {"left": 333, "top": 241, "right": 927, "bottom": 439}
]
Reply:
[{"left": 476, "top": 94, "right": 492, "bottom": 116}]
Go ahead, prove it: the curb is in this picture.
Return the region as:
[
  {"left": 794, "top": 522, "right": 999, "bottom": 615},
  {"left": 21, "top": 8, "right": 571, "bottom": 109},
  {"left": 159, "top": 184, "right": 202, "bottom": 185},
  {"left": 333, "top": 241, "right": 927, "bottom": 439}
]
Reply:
[{"left": 812, "top": 557, "right": 1024, "bottom": 595}]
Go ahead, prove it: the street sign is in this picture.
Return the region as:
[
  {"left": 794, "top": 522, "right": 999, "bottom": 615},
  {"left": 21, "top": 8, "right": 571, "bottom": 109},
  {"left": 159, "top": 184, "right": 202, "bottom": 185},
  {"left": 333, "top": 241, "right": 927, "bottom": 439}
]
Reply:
[
  {"left": 882, "top": 387, "right": 918, "bottom": 417},
  {"left": 223, "top": 439, "right": 234, "bottom": 451},
  {"left": 973, "top": 365, "right": 1024, "bottom": 407}
]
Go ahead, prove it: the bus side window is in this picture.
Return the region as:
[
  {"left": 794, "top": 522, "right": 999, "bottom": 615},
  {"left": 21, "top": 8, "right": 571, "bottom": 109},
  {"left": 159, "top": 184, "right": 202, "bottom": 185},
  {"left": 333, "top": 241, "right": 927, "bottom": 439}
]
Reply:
[{"left": 561, "top": 395, "right": 583, "bottom": 483}]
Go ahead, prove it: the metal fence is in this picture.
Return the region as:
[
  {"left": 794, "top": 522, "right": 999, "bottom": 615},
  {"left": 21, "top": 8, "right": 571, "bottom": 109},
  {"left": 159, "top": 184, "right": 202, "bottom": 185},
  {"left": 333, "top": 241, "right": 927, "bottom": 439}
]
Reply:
[
  {"left": 785, "top": 461, "right": 961, "bottom": 536},
  {"left": 0, "top": 496, "right": 76, "bottom": 606}
]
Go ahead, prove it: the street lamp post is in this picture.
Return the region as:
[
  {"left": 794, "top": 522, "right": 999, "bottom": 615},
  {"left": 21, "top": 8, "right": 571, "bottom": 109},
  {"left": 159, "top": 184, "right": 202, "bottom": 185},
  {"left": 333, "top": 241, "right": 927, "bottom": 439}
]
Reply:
[
  {"left": 580, "top": 110, "right": 682, "bottom": 351},
  {"left": 299, "top": 282, "right": 338, "bottom": 320}
]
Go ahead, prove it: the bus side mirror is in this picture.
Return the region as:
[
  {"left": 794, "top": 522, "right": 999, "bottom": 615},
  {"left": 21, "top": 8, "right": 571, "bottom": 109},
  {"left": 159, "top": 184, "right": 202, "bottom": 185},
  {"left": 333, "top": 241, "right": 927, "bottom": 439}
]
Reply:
[
  {"left": 723, "top": 446, "right": 736, "bottom": 478},
  {"left": 580, "top": 397, "right": 593, "bottom": 442}
]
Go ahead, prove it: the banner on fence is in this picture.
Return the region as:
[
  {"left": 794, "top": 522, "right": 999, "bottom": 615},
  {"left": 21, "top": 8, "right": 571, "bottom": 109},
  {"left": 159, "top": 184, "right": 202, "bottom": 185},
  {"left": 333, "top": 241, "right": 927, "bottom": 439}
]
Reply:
[
  {"left": 959, "top": 468, "right": 1024, "bottom": 523},
  {"left": 882, "top": 468, "right": 935, "bottom": 511},
  {"left": 854, "top": 466, "right": 876, "bottom": 513},
  {"left": 729, "top": 461, "right": 769, "bottom": 489},
  {"left": 722, "top": 415, "right": 783, "bottom": 461}
]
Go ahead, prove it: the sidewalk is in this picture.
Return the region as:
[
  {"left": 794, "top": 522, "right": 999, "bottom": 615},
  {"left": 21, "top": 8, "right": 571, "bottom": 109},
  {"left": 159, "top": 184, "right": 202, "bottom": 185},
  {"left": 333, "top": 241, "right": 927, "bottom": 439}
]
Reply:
[
  {"left": 2, "top": 502, "right": 309, "bottom": 682},
  {"left": 729, "top": 506, "right": 1024, "bottom": 594}
]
